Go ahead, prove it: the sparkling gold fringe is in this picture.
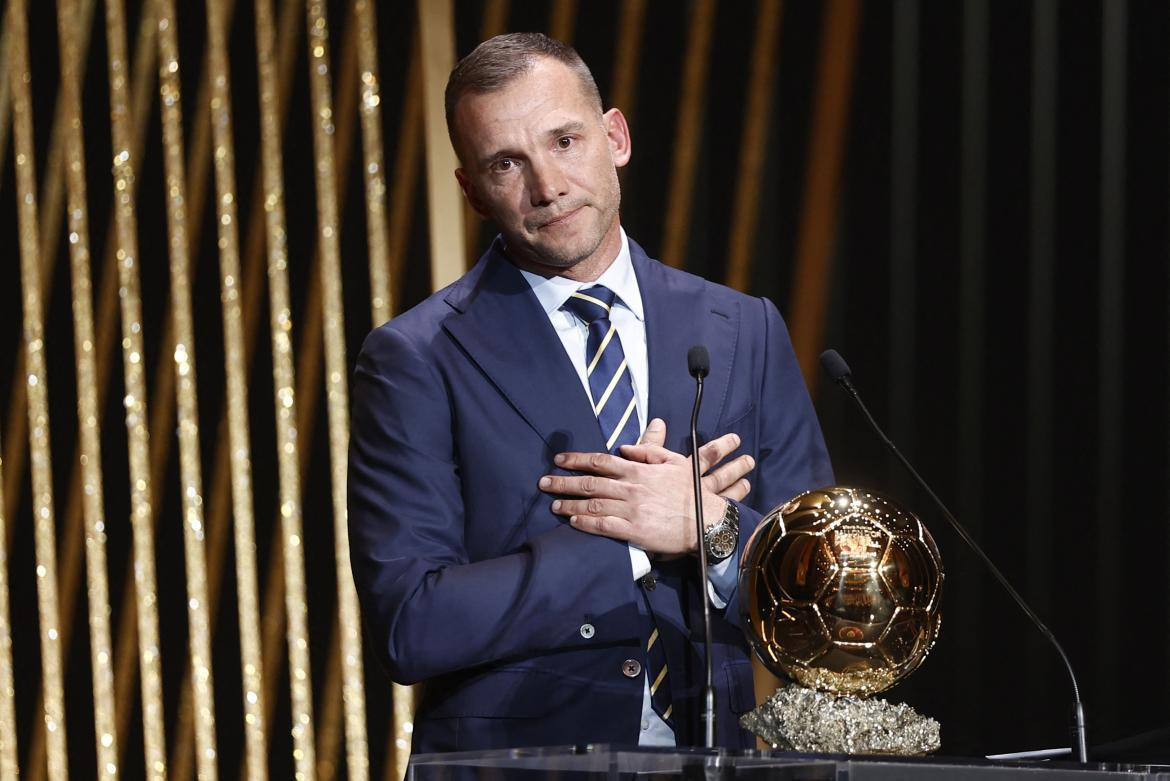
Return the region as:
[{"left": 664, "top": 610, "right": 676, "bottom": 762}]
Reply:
[
  {"left": 305, "top": 3, "right": 370, "bottom": 779},
  {"left": 391, "top": 687, "right": 415, "bottom": 781},
  {"left": 55, "top": 0, "right": 119, "bottom": 775},
  {"left": 356, "top": 0, "right": 392, "bottom": 327},
  {"left": 103, "top": 0, "right": 168, "bottom": 775},
  {"left": 0, "top": 443, "right": 19, "bottom": 781},
  {"left": 256, "top": 1, "right": 316, "bottom": 777},
  {"left": 417, "top": 0, "right": 465, "bottom": 289},
  {"left": 205, "top": 0, "right": 268, "bottom": 777},
  {"left": 154, "top": 1, "right": 220, "bottom": 777},
  {"left": 9, "top": 0, "right": 69, "bottom": 776}
]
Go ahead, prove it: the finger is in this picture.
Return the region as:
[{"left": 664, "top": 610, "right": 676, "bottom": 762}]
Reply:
[
  {"left": 554, "top": 450, "right": 632, "bottom": 477},
  {"left": 637, "top": 417, "right": 667, "bottom": 446},
  {"left": 701, "top": 453, "right": 755, "bottom": 494},
  {"left": 539, "top": 473, "right": 631, "bottom": 500},
  {"left": 618, "top": 441, "right": 685, "bottom": 465},
  {"left": 551, "top": 497, "right": 627, "bottom": 519},
  {"left": 696, "top": 432, "right": 742, "bottom": 473},
  {"left": 719, "top": 478, "right": 751, "bottom": 503},
  {"left": 568, "top": 513, "right": 636, "bottom": 542}
]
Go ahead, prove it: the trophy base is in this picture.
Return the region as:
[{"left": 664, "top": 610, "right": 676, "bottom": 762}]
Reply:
[{"left": 740, "top": 684, "right": 941, "bottom": 756}]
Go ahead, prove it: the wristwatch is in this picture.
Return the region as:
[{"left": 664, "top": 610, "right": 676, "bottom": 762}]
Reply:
[{"left": 702, "top": 499, "right": 740, "bottom": 563}]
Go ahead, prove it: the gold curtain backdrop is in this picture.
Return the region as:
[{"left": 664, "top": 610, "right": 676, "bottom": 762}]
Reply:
[
  {"left": 3, "top": 0, "right": 848, "bottom": 776},
  {"left": 8, "top": 0, "right": 1169, "bottom": 777}
]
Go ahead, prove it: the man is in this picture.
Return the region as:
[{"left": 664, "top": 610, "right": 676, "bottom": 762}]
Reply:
[{"left": 348, "top": 33, "right": 833, "bottom": 754}]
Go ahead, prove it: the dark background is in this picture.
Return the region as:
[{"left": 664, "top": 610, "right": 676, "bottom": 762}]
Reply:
[{"left": 2, "top": 0, "right": 1168, "bottom": 776}]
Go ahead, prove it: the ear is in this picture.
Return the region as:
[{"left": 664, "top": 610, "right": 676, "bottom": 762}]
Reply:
[
  {"left": 602, "top": 108, "right": 632, "bottom": 168},
  {"left": 455, "top": 168, "right": 488, "bottom": 218}
]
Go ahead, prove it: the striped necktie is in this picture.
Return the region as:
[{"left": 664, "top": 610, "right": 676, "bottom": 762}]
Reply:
[
  {"left": 562, "top": 285, "right": 641, "bottom": 453},
  {"left": 562, "top": 284, "right": 674, "bottom": 729}
]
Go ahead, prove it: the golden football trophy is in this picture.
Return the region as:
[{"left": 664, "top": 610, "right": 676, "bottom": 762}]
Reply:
[{"left": 738, "top": 485, "right": 943, "bottom": 755}]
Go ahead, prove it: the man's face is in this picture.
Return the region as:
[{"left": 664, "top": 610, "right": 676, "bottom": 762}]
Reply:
[{"left": 452, "top": 58, "right": 632, "bottom": 278}]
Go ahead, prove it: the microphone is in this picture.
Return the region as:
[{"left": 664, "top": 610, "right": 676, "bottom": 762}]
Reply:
[
  {"left": 687, "top": 345, "right": 717, "bottom": 748},
  {"left": 819, "top": 349, "right": 1089, "bottom": 764},
  {"left": 688, "top": 345, "right": 710, "bottom": 379}
]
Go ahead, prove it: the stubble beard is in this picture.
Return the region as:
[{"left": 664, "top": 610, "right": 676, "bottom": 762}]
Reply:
[{"left": 512, "top": 175, "right": 622, "bottom": 274}]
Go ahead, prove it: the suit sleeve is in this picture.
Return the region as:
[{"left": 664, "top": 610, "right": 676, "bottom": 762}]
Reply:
[
  {"left": 348, "top": 324, "right": 643, "bottom": 684},
  {"left": 721, "top": 296, "right": 835, "bottom": 628}
]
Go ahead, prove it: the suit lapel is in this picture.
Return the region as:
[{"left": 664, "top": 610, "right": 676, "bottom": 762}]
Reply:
[
  {"left": 442, "top": 245, "right": 607, "bottom": 453},
  {"left": 634, "top": 240, "right": 739, "bottom": 450}
]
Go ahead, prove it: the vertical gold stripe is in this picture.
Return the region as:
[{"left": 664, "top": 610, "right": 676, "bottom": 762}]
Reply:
[
  {"left": 206, "top": 0, "right": 268, "bottom": 776},
  {"left": 4, "top": 0, "right": 99, "bottom": 557},
  {"left": 418, "top": 0, "right": 465, "bottom": 290},
  {"left": 252, "top": 0, "right": 318, "bottom": 778},
  {"left": 160, "top": 0, "right": 238, "bottom": 761},
  {"left": 9, "top": 0, "right": 69, "bottom": 776},
  {"left": 661, "top": 0, "right": 715, "bottom": 269},
  {"left": 461, "top": 0, "right": 512, "bottom": 266},
  {"left": 608, "top": 0, "right": 646, "bottom": 122},
  {"left": 548, "top": 0, "right": 577, "bottom": 43},
  {"left": 55, "top": 0, "right": 118, "bottom": 774},
  {"left": 271, "top": 0, "right": 321, "bottom": 774},
  {"left": 0, "top": 19, "right": 11, "bottom": 178},
  {"left": 155, "top": 2, "right": 220, "bottom": 777},
  {"left": 786, "top": 0, "right": 862, "bottom": 387},
  {"left": 481, "top": 0, "right": 510, "bottom": 40},
  {"left": 157, "top": 0, "right": 245, "bottom": 774},
  {"left": 0, "top": 439, "right": 17, "bottom": 778},
  {"left": 725, "top": 0, "right": 783, "bottom": 293},
  {"left": 305, "top": 4, "right": 370, "bottom": 779},
  {"left": 104, "top": 0, "right": 168, "bottom": 774},
  {"left": 18, "top": 0, "right": 106, "bottom": 776},
  {"left": 253, "top": 282, "right": 322, "bottom": 781},
  {"left": 356, "top": 0, "right": 392, "bottom": 327},
  {"left": 26, "top": 3, "right": 159, "bottom": 775},
  {"left": 305, "top": 9, "right": 361, "bottom": 780}
]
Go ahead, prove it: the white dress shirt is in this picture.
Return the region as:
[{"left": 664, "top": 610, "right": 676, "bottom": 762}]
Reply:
[{"left": 518, "top": 229, "right": 734, "bottom": 745}]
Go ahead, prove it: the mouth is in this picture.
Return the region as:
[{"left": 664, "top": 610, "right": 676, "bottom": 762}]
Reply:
[{"left": 537, "top": 206, "right": 584, "bottom": 230}]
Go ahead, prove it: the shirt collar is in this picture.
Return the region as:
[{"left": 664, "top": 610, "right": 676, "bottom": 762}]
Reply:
[{"left": 517, "top": 228, "right": 644, "bottom": 321}]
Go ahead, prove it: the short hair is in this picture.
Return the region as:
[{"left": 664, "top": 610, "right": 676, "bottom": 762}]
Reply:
[{"left": 445, "top": 33, "right": 603, "bottom": 143}]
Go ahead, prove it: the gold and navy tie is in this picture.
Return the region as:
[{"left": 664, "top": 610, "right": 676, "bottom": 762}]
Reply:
[
  {"left": 562, "top": 285, "right": 641, "bottom": 453},
  {"left": 562, "top": 284, "right": 674, "bottom": 728}
]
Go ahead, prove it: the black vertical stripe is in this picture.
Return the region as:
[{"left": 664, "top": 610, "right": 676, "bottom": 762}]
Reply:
[
  {"left": 889, "top": 0, "right": 918, "bottom": 495},
  {"left": 1026, "top": 0, "right": 1057, "bottom": 715},
  {"left": 957, "top": 0, "right": 986, "bottom": 535},
  {"left": 956, "top": 0, "right": 988, "bottom": 743},
  {"left": 1097, "top": 0, "right": 1126, "bottom": 729}
]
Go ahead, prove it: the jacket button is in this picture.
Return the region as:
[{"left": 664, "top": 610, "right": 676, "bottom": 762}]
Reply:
[
  {"left": 622, "top": 659, "right": 642, "bottom": 678},
  {"left": 639, "top": 573, "right": 656, "bottom": 591},
  {"left": 579, "top": 623, "right": 595, "bottom": 639}
]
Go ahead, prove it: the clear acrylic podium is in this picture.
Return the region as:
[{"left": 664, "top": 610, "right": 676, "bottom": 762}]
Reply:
[{"left": 407, "top": 745, "right": 1170, "bottom": 780}]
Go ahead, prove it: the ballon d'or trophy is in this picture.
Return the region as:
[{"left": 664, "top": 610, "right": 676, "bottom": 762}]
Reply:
[{"left": 739, "top": 486, "right": 943, "bottom": 755}]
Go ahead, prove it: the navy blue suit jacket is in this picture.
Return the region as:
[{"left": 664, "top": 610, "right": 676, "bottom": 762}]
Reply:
[{"left": 348, "top": 237, "right": 833, "bottom": 753}]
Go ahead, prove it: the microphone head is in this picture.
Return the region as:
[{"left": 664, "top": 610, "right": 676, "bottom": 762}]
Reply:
[
  {"left": 819, "top": 349, "right": 852, "bottom": 383},
  {"left": 687, "top": 345, "right": 710, "bottom": 379}
]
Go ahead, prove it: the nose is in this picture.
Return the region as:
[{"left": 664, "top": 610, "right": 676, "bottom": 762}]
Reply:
[{"left": 526, "top": 155, "right": 567, "bottom": 207}]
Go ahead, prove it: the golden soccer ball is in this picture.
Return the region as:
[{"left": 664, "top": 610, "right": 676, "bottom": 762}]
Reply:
[{"left": 739, "top": 486, "right": 943, "bottom": 696}]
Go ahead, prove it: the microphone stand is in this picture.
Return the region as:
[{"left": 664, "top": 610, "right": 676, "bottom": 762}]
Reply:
[
  {"left": 689, "top": 362, "right": 717, "bottom": 749},
  {"left": 821, "top": 350, "right": 1089, "bottom": 764}
]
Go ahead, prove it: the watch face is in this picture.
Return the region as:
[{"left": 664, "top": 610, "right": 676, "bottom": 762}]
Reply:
[{"left": 708, "top": 526, "right": 737, "bottom": 559}]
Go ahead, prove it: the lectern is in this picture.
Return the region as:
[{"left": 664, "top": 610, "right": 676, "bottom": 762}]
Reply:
[{"left": 408, "top": 745, "right": 1170, "bottom": 780}]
